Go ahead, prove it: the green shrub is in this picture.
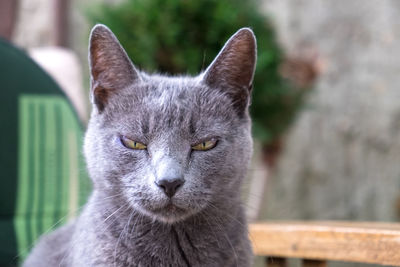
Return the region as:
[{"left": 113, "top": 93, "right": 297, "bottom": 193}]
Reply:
[{"left": 87, "top": 0, "right": 306, "bottom": 146}]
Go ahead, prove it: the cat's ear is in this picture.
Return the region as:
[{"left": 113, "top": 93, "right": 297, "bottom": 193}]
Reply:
[
  {"left": 89, "top": 24, "right": 140, "bottom": 112},
  {"left": 202, "top": 28, "right": 257, "bottom": 115}
]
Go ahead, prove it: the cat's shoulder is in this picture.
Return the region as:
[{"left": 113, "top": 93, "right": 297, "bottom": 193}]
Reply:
[{"left": 23, "top": 221, "right": 76, "bottom": 267}]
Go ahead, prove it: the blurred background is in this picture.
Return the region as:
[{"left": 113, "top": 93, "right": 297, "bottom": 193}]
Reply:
[{"left": 1, "top": 0, "right": 400, "bottom": 266}]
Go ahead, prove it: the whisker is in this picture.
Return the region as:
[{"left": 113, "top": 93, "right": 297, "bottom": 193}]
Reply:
[
  {"left": 14, "top": 192, "right": 126, "bottom": 262},
  {"left": 102, "top": 203, "right": 129, "bottom": 225},
  {"left": 206, "top": 201, "right": 248, "bottom": 230}
]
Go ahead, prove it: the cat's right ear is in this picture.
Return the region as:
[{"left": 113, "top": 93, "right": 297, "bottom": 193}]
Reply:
[{"left": 89, "top": 24, "right": 140, "bottom": 112}]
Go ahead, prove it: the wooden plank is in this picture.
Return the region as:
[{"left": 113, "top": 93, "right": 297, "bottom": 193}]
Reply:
[
  {"left": 266, "top": 257, "right": 287, "bottom": 267},
  {"left": 54, "top": 0, "right": 69, "bottom": 47},
  {"left": 302, "top": 259, "right": 327, "bottom": 267},
  {"left": 249, "top": 221, "right": 400, "bottom": 266},
  {"left": 0, "top": 0, "right": 18, "bottom": 40}
]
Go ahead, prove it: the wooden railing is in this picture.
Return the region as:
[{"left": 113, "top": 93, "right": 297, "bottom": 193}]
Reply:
[{"left": 249, "top": 221, "right": 400, "bottom": 266}]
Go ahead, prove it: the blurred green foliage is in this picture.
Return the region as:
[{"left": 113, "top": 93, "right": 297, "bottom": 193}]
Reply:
[{"left": 87, "top": 0, "right": 306, "bottom": 146}]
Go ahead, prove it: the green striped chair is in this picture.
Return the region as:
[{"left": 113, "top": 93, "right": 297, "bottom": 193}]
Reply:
[{"left": 0, "top": 38, "right": 91, "bottom": 266}]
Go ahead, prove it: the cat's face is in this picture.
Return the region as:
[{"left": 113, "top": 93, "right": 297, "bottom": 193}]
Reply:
[{"left": 84, "top": 25, "right": 256, "bottom": 223}]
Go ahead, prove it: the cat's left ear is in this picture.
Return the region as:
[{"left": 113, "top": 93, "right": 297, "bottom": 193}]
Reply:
[
  {"left": 202, "top": 28, "right": 257, "bottom": 115},
  {"left": 89, "top": 24, "right": 140, "bottom": 112}
]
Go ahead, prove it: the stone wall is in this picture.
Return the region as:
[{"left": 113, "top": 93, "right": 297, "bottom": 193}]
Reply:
[
  {"left": 13, "top": 0, "right": 56, "bottom": 48},
  {"left": 261, "top": 0, "right": 400, "bottom": 222}
]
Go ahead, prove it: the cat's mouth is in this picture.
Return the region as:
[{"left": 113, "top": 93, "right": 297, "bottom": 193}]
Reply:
[
  {"left": 143, "top": 201, "right": 191, "bottom": 223},
  {"left": 151, "top": 202, "right": 186, "bottom": 214}
]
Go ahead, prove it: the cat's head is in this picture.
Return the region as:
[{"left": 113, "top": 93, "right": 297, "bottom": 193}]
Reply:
[{"left": 84, "top": 25, "right": 256, "bottom": 223}]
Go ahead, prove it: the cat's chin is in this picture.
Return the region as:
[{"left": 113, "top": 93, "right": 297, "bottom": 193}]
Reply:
[{"left": 133, "top": 202, "right": 196, "bottom": 224}]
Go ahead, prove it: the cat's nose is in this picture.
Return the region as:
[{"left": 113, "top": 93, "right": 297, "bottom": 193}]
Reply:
[{"left": 155, "top": 177, "right": 184, "bottom": 198}]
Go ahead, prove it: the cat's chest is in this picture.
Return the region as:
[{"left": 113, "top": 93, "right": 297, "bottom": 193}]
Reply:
[
  {"left": 74, "top": 206, "right": 244, "bottom": 266},
  {"left": 112, "top": 225, "right": 232, "bottom": 267}
]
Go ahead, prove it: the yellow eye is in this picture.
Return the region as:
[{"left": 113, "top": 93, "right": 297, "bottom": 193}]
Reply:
[
  {"left": 120, "top": 136, "right": 147, "bottom": 150},
  {"left": 192, "top": 139, "right": 217, "bottom": 151}
]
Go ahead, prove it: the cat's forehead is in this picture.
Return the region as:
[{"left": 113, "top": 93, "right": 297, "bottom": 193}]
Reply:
[
  {"left": 141, "top": 74, "right": 200, "bottom": 105},
  {"left": 103, "top": 74, "right": 236, "bottom": 137},
  {"left": 137, "top": 74, "right": 233, "bottom": 115}
]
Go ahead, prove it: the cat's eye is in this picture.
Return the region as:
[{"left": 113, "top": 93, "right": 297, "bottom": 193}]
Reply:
[
  {"left": 120, "top": 136, "right": 147, "bottom": 150},
  {"left": 192, "top": 139, "right": 218, "bottom": 151}
]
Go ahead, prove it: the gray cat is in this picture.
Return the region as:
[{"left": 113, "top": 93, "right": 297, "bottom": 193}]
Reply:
[{"left": 24, "top": 24, "right": 257, "bottom": 267}]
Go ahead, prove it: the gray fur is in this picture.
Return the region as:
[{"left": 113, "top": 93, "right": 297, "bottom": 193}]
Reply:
[{"left": 24, "top": 24, "right": 257, "bottom": 267}]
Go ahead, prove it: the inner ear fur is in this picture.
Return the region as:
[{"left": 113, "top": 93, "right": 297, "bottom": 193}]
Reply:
[
  {"left": 89, "top": 24, "right": 140, "bottom": 112},
  {"left": 202, "top": 28, "right": 257, "bottom": 115}
]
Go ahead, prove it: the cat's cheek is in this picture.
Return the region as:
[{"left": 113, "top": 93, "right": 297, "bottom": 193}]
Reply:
[
  {"left": 140, "top": 172, "right": 162, "bottom": 200},
  {"left": 123, "top": 170, "right": 162, "bottom": 203},
  {"left": 191, "top": 152, "right": 228, "bottom": 180},
  {"left": 178, "top": 173, "right": 213, "bottom": 208}
]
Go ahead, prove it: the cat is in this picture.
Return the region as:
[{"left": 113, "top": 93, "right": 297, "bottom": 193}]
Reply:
[{"left": 24, "top": 24, "right": 257, "bottom": 267}]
